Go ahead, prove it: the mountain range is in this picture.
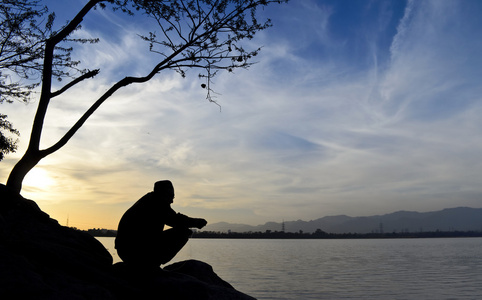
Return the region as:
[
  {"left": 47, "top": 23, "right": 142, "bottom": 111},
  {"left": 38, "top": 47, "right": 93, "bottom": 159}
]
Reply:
[{"left": 202, "top": 207, "right": 482, "bottom": 234}]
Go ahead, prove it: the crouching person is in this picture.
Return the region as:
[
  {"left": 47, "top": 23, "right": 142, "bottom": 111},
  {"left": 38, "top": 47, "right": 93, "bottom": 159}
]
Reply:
[{"left": 115, "top": 180, "right": 207, "bottom": 270}]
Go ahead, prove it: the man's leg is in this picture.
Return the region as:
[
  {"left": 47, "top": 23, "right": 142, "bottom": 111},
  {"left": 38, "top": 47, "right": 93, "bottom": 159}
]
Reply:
[{"left": 158, "top": 227, "right": 193, "bottom": 265}]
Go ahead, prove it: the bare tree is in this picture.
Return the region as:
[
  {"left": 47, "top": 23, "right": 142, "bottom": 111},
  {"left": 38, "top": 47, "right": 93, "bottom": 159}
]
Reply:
[
  {"left": 5, "top": 0, "right": 286, "bottom": 194},
  {"left": 1, "top": 0, "right": 97, "bottom": 160},
  {"left": 0, "top": 0, "right": 92, "bottom": 103}
]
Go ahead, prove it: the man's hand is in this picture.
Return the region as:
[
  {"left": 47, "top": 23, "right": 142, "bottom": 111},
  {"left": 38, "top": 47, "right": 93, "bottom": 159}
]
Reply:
[{"left": 195, "top": 218, "right": 208, "bottom": 229}]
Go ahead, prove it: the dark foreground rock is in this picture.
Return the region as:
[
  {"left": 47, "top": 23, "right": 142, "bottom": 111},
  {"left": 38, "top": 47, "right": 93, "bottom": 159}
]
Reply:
[{"left": 0, "top": 184, "right": 256, "bottom": 299}]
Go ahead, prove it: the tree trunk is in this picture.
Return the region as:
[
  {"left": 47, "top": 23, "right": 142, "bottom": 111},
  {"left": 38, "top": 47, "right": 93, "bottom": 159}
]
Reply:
[
  {"left": 4, "top": 1, "right": 103, "bottom": 196},
  {"left": 6, "top": 150, "right": 43, "bottom": 194}
]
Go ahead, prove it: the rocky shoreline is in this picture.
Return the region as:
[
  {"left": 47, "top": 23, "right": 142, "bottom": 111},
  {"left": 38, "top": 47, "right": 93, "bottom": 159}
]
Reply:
[{"left": 0, "top": 184, "right": 255, "bottom": 299}]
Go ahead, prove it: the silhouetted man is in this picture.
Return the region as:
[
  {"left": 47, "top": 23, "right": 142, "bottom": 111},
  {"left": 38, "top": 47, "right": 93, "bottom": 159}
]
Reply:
[{"left": 115, "top": 180, "right": 207, "bottom": 269}]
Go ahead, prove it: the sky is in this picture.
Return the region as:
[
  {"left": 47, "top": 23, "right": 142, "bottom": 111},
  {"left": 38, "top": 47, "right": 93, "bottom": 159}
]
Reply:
[{"left": 1, "top": 0, "right": 482, "bottom": 230}]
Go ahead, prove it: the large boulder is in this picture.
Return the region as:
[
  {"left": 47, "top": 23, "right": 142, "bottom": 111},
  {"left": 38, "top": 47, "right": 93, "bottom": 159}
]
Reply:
[{"left": 0, "top": 184, "right": 256, "bottom": 300}]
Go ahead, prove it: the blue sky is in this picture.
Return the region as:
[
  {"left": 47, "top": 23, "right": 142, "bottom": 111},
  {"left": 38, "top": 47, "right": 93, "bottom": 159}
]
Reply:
[{"left": 1, "top": 0, "right": 482, "bottom": 230}]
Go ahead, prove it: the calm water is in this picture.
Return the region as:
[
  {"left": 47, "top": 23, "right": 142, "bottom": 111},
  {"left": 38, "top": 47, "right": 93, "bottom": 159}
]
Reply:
[{"left": 97, "top": 237, "right": 482, "bottom": 299}]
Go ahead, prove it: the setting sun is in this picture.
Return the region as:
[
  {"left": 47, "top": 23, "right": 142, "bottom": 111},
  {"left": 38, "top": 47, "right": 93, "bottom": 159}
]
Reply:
[{"left": 23, "top": 167, "right": 56, "bottom": 193}]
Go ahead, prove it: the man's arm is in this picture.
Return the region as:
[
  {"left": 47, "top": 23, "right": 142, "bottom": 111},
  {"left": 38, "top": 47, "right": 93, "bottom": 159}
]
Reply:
[{"left": 165, "top": 209, "right": 207, "bottom": 229}]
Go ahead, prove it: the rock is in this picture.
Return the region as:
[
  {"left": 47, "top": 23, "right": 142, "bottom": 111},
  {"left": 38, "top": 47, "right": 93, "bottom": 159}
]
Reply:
[
  {"left": 0, "top": 184, "right": 256, "bottom": 300},
  {"left": 165, "top": 260, "right": 234, "bottom": 289},
  {"left": 165, "top": 260, "right": 257, "bottom": 300}
]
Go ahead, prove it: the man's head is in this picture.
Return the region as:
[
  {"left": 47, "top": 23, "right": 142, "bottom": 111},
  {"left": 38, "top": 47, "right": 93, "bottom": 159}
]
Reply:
[{"left": 154, "top": 180, "right": 175, "bottom": 203}]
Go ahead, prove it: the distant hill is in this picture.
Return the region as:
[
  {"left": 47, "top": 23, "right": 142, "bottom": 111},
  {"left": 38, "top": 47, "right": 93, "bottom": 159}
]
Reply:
[{"left": 203, "top": 207, "right": 482, "bottom": 234}]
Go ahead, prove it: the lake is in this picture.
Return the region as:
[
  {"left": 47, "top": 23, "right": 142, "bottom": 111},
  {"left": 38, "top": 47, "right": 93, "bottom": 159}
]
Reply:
[{"left": 97, "top": 237, "right": 482, "bottom": 299}]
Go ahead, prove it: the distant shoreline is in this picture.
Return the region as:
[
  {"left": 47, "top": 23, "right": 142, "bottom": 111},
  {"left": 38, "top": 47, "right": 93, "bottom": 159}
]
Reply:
[{"left": 86, "top": 228, "right": 482, "bottom": 239}]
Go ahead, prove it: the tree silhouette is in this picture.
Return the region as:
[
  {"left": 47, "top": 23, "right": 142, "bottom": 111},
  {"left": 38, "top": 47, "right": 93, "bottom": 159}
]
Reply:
[
  {"left": 1, "top": 0, "right": 90, "bottom": 103},
  {"left": 1, "top": 0, "right": 92, "bottom": 162},
  {"left": 4, "top": 0, "right": 286, "bottom": 194}
]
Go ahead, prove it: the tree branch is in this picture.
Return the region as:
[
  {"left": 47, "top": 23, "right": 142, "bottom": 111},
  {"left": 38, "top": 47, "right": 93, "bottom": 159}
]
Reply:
[
  {"left": 42, "top": 69, "right": 162, "bottom": 156},
  {"left": 50, "top": 69, "right": 100, "bottom": 98},
  {"left": 27, "top": 0, "right": 105, "bottom": 151}
]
